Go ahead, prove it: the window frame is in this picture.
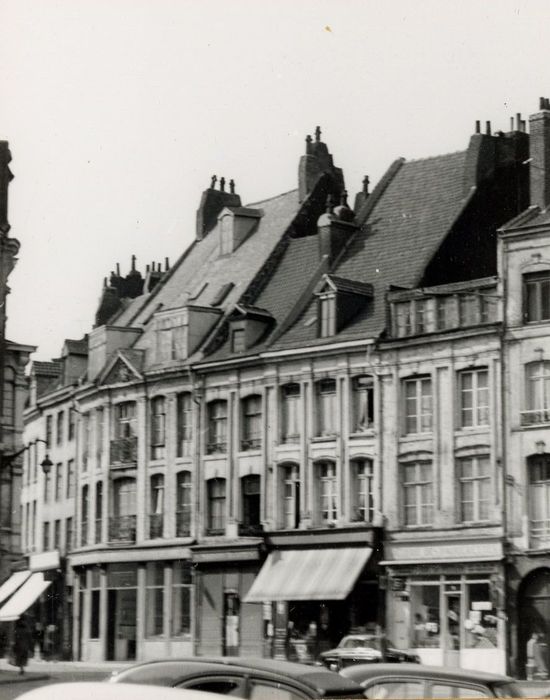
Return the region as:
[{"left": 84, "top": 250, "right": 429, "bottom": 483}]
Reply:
[
  {"left": 176, "top": 471, "right": 192, "bottom": 537},
  {"left": 403, "top": 376, "right": 433, "bottom": 435},
  {"left": 458, "top": 368, "right": 489, "bottom": 429},
  {"left": 457, "top": 455, "right": 491, "bottom": 523},
  {"left": 351, "top": 375, "right": 375, "bottom": 432},
  {"left": 150, "top": 396, "right": 166, "bottom": 460},
  {"left": 177, "top": 392, "right": 193, "bottom": 457},
  {"left": 524, "top": 270, "right": 550, "bottom": 323},
  {"left": 316, "top": 460, "right": 338, "bottom": 524},
  {"left": 401, "top": 460, "right": 434, "bottom": 527},
  {"left": 206, "top": 477, "right": 226, "bottom": 535},
  {"left": 315, "top": 378, "right": 337, "bottom": 438},
  {"left": 351, "top": 458, "right": 374, "bottom": 523},
  {"left": 241, "top": 394, "right": 262, "bottom": 451},
  {"left": 206, "top": 400, "right": 228, "bottom": 454},
  {"left": 280, "top": 383, "right": 300, "bottom": 444}
]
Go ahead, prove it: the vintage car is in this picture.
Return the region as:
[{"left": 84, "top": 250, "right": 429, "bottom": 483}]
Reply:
[{"left": 319, "top": 634, "right": 421, "bottom": 670}]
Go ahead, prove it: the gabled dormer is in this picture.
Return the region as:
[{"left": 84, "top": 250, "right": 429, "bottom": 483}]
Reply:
[
  {"left": 228, "top": 304, "right": 274, "bottom": 353},
  {"left": 153, "top": 304, "right": 222, "bottom": 363},
  {"left": 315, "top": 274, "right": 373, "bottom": 338},
  {"left": 218, "top": 206, "right": 263, "bottom": 256}
]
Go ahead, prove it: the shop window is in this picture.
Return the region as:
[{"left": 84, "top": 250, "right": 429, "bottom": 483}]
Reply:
[
  {"left": 54, "top": 463, "right": 63, "bottom": 501},
  {"left": 150, "top": 396, "right": 166, "bottom": 460},
  {"left": 280, "top": 464, "right": 300, "bottom": 529},
  {"left": 280, "top": 383, "right": 300, "bottom": 444},
  {"left": 402, "top": 461, "right": 433, "bottom": 526},
  {"left": 56, "top": 410, "right": 64, "bottom": 445},
  {"left": 463, "top": 581, "right": 497, "bottom": 650},
  {"left": 206, "top": 478, "right": 226, "bottom": 535},
  {"left": 206, "top": 400, "right": 227, "bottom": 454},
  {"left": 66, "top": 459, "right": 75, "bottom": 498},
  {"left": 403, "top": 377, "right": 432, "bottom": 435},
  {"left": 523, "top": 361, "right": 550, "bottom": 425},
  {"left": 316, "top": 460, "right": 338, "bottom": 524},
  {"left": 177, "top": 392, "right": 192, "bottom": 457},
  {"left": 241, "top": 395, "right": 262, "bottom": 450},
  {"left": 524, "top": 271, "right": 550, "bottom": 323},
  {"left": 458, "top": 368, "right": 489, "bottom": 428},
  {"left": 528, "top": 453, "right": 550, "bottom": 548},
  {"left": 90, "top": 569, "right": 100, "bottom": 639},
  {"left": 351, "top": 375, "right": 374, "bottom": 432},
  {"left": 145, "top": 562, "right": 164, "bottom": 637},
  {"left": 172, "top": 561, "right": 192, "bottom": 636},
  {"left": 176, "top": 471, "right": 192, "bottom": 537},
  {"left": 149, "top": 474, "right": 164, "bottom": 539},
  {"left": 240, "top": 475, "right": 261, "bottom": 534},
  {"left": 458, "top": 456, "right": 490, "bottom": 523},
  {"left": 351, "top": 458, "right": 374, "bottom": 522},
  {"left": 95, "top": 481, "right": 103, "bottom": 543},
  {"left": 315, "top": 378, "right": 337, "bottom": 437},
  {"left": 410, "top": 584, "right": 440, "bottom": 648}
]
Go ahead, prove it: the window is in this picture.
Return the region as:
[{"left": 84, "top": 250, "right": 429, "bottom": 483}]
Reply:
[
  {"left": 46, "top": 415, "right": 53, "bottom": 448},
  {"left": 315, "top": 378, "right": 337, "bottom": 437},
  {"left": 437, "top": 297, "right": 452, "bottom": 330},
  {"left": 459, "top": 368, "right": 489, "bottom": 428},
  {"left": 240, "top": 475, "right": 261, "bottom": 533},
  {"left": 524, "top": 361, "right": 550, "bottom": 425},
  {"left": 82, "top": 413, "right": 90, "bottom": 471},
  {"left": 3, "top": 367, "right": 15, "bottom": 424},
  {"left": 66, "top": 459, "right": 75, "bottom": 498},
  {"left": 115, "top": 402, "right": 137, "bottom": 438},
  {"left": 95, "top": 481, "right": 103, "bottom": 543},
  {"left": 172, "top": 561, "right": 192, "bottom": 636},
  {"left": 96, "top": 407, "right": 104, "bottom": 458},
  {"left": 111, "top": 478, "right": 137, "bottom": 543},
  {"left": 319, "top": 295, "right": 336, "bottom": 337},
  {"left": 31, "top": 502, "right": 36, "bottom": 550},
  {"left": 241, "top": 395, "right": 262, "bottom": 450},
  {"left": 232, "top": 328, "right": 246, "bottom": 353},
  {"left": 410, "top": 583, "right": 440, "bottom": 648},
  {"left": 207, "top": 478, "right": 226, "bottom": 534},
  {"left": 90, "top": 569, "right": 100, "bottom": 639},
  {"left": 529, "top": 454, "right": 550, "bottom": 548},
  {"left": 403, "top": 377, "right": 432, "bottom": 434},
  {"left": 54, "top": 463, "right": 63, "bottom": 501},
  {"left": 176, "top": 471, "right": 192, "bottom": 537},
  {"left": 43, "top": 470, "right": 52, "bottom": 503},
  {"left": 56, "top": 411, "right": 64, "bottom": 445},
  {"left": 351, "top": 375, "right": 374, "bottom": 432},
  {"left": 524, "top": 271, "right": 550, "bottom": 323},
  {"left": 280, "top": 464, "right": 300, "bottom": 529},
  {"left": 281, "top": 383, "right": 300, "bottom": 444},
  {"left": 151, "top": 397, "right": 166, "bottom": 460},
  {"left": 220, "top": 214, "right": 234, "bottom": 255},
  {"left": 66, "top": 516, "right": 73, "bottom": 552},
  {"left": 54, "top": 519, "right": 61, "bottom": 550},
  {"left": 177, "top": 393, "right": 192, "bottom": 457},
  {"left": 145, "top": 562, "right": 164, "bottom": 637},
  {"left": 395, "top": 302, "right": 412, "bottom": 337},
  {"left": 402, "top": 461, "right": 433, "bottom": 526},
  {"left": 459, "top": 294, "right": 481, "bottom": 326},
  {"left": 351, "top": 458, "right": 374, "bottom": 522},
  {"left": 458, "top": 456, "right": 490, "bottom": 522},
  {"left": 317, "top": 461, "right": 338, "bottom": 523},
  {"left": 207, "top": 400, "right": 227, "bottom": 454},
  {"left": 415, "top": 299, "right": 427, "bottom": 333},
  {"left": 81, "top": 485, "right": 89, "bottom": 545},
  {"left": 43, "top": 521, "right": 50, "bottom": 551},
  {"left": 149, "top": 474, "right": 164, "bottom": 539},
  {"left": 365, "top": 681, "right": 425, "bottom": 699},
  {"left": 68, "top": 408, "right": 76, "bottom": 441}
]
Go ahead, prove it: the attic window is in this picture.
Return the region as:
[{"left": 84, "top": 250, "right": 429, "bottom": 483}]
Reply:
[
  {"left": 319, "top": 294, "right": 336, "bottom": 337},
  {"left": 211, "top": 282, "right": 234, "bottom": 307},
  {"left": 232, "top": 329, "right": 245, "bottom": 354},
  {"left": 220, "top": 215, "right": 233, "bottom": 256}
]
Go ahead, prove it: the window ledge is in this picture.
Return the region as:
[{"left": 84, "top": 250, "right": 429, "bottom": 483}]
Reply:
[
  {"left": 311, "top": 435, "right": 338, "bottom": 443},
  {"left": 349, "top": 430, "right": 376, "bottom": 438},
  {"left": 454, "top": 426, "right": 490, "bottom": 435}
]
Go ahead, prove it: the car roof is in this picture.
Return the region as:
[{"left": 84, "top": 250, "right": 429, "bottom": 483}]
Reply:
[
  {"left": 341, "top": 663, "right": 516, "bottom": 685},
  {"left": 18, "top": 682, "right": 223, "bottom": 700},
  {"left": 112, "top": 657, "right": 364, "bottom": 696}
]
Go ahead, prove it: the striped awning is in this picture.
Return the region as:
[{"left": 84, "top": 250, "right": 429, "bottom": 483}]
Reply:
[
  {"left": 244, "top": 547, "right": 372, "bottom": 603},
  {"left": 0, "top": 571, "right": 31, "bottom": 605},
  {"left": 0, "top": 572, "right": 51, "bottom": 621}
]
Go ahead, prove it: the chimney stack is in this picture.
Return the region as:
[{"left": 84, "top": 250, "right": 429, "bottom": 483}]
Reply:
[{"left": 529, "top": 97, "right": 550, "bottom": 210}]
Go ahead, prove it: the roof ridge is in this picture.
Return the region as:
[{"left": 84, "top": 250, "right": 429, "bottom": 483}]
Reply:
[
  {"left": 404, "top": 149, "right": 466, "bottom": 165},
  {"left": 244, "top": 188, "right": 298, "bottom": 208}
]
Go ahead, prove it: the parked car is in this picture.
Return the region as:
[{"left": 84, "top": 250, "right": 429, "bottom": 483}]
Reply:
[
  {"left": 18, "top": 682, "right": 223, "bottom": 700},
  {"left": 319, "top": 634, "right": 421, "bottom": 670},
  {"left": 341, "top": 662, "right": 524, "bottom": 698},
  {"left": 110, "top": 656, "right": 366, "bottom": 699}
]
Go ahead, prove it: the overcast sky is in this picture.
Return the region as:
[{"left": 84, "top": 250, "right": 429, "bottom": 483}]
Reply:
[{"left": 1, "top": 0, "right": 549, "bottom": 360}]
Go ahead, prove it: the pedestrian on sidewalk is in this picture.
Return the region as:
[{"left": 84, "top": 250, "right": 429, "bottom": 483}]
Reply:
[{"left": 13, "top": 616, "right": 33, "bottom": 675}]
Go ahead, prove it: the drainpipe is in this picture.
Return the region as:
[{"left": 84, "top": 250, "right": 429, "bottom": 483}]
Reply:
[{"left": 188, "top": 365, "right": 202, "bottom": 655}]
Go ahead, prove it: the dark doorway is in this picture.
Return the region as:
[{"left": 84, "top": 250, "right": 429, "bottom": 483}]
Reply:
[{"left": 518, "top": 568, "right": 550, "bottom": 677}]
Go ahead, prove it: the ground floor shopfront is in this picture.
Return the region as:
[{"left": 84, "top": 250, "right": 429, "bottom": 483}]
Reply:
[{"left": 382, "top": 535, "right": 506, "bottom": 674}]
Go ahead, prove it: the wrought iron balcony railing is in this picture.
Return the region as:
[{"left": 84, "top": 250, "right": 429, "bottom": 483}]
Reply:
[
  {"left": 206, "top": 441, "right": 227, "bottom": 455},
  {"left": 521, "top": 409, "right": 550, "bottom": 426},
  {"left": 110, "top": 437, "right": 138, "bottom": 466},
  {"left": 241, "top": 438, "right": 261, "bottom": 451},
  {"left": 176, "top": 509, "right": 191, "bottom": 537},
  {"left": 108, "top": 514, "right": 137, "bottom": 543},
  {"left": 149, "top": 513, "right": 163, "bottom": 539}
]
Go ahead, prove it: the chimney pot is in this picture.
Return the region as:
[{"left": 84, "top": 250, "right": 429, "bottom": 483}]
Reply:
[
  {"left": 541, "top": 97, "right": 547, "bottom": 110},
  {"left": 116, "top": 263, "right": 121, "bottom": 276},
  {"left": 363, "top": 175, "right": 370, "bottom": 195},
  {"left": 229, "top": 179, "right": 235, "bottom": 194},
  {"left": 485, "top": 121, "right": 491, "bottom": 136},
  {"left": 475, "top": 120, "right": 481, "bottom": 134},
  {"left": 516, "top": 113, "right": 522, "bottom": 131},
  {"left": 521, "top": 119, "right": 527, "bottom": 132},
  {"left": 305, "top": 134, "right": 312, "bottom": 154},
  {"left": 146, "top": 264, "right": 150, "bottom": 273},
  {"left": 220, "top": 176, "right": 225, "bottom": 192},
  {"left": 510, "top": 117, "right": 514, "bottom": 131},
  {"left": 315, "top": 126, "right": 322, "bottom": 142},
  {"left": 165, "top": 257, "right": 169, "bottom": 271},
  {"left": 131, "top": 254, "right": 136, "bottom": 271},
  {"left": 210, "top": 174, "right": 217, "bottom": 189}
]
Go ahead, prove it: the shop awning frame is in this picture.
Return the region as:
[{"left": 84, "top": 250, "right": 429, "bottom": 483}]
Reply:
[
  {"left": 243, "top": 547, "right": 372, "bottom": 603},
  {"left": 0, "top": 572, "right": 51, "bottom": 622},
  {"left": 0, "top": 571, "right": 31, "bottom": 606}
]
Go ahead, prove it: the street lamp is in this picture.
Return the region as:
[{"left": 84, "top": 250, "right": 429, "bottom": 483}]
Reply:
[{"left": 40, "top": 455, "right": 53, "bottom": 475}]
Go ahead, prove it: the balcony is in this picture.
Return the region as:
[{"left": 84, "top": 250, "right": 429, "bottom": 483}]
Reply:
[
  {"left": 176, "top": 509, "right": 191, "bottom": 537},
  {"left": 521, "top": 409, "right": 550, "bottom": 426},
  {"left": 206, "top": 441, "right": 227, "bottom": 455},
  {"left": 108, "top": 515, "right": 137, "bottom": 543},
  {"left": 241, "top": 438, "right": 261, "bottom": 451},
  {"left": 530, "top": 519, "right": 550, "bottom": 549},
  {"left": 149, "top": 513, "right": 163, "bottom": 539},
  {"left": 238, "top": 522, "right": 263, "bottom": 537},
  {"left": 110, "top": 437, "right": 138, "bottom": 467}
]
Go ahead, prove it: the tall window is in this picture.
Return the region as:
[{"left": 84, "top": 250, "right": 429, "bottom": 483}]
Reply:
[
  {"left": 95, "top": 481, "right": 103, "bottom": 543},
  {"left": 351, "top": 458, "right": 374, "bottom": 522},
  {"left": 316, "top": 378, "right": 337, "bottom": 437},
  {"left": 524, "top": 271, "right": 550, "bottom": 323},
  {"left": 66, "top": 516, "right": 73, "bottom": 552},
  {"left": 281, "top": 383, "right": 300, "bottom": 444},
  {"left": 96, "top": 407, "right": 104, "bottom": 459},
  {"left": 149, "top": 474, "right": 164, "bottom": 538},
  {"left": 280, "top": 464, "right": 300, "bottom": 529},
  {"left": 46, "top": 415, "right": 53, "bottom": 448},
  {"left": 54, "top": 519, "right": 61, "bottom": 550},
  {"left": 402, "top": 461, "right": 433, "bottom": 526},
  {"left": 319, "top": 295, "right": 336, "bottom": 337},
  {"left": 172, "top": 561, "right": 192, "bottom": 637},
  {"left": 351, "top": 375, "right": 374, "bottom": 432},
  {"left": 176, "top": 471, "right": 192, "bottom": 537},
  {"left": 82, "top": 413, "right": 90, "bottom": 471},
  {"left": 66, "top": 459, "right": 75, "bottom": 498},
  {"left": 207, "top": 400, "right": 227, "bottom": 454},
  {"left": 81, "top": 485, "right": 89, "bottom": 545},
  {"left": 68, "top": 408, "right": 75, "bottom": 441},
  {"left": 3, "top": 368, "right": 15, "bottom": 424},
  {"left": 54, "top": 463, "right": 63, "bottom": 501},
  {"left": 43, "top": 470, "right": 52, "bottom": 503},
  {"left": 43, "top": 521, "right": 50, "bottom": 551},
  {"left": 317, "top": 461, "right": 338, "bottom": 523},
  {"left": 458, "top": 456, "right": 490, "bottom": 523},
  {"left": 403, "top": 377, "right": 432, "bottom": 434},
  {"left": 240, "top": 475, "right": 261, "bottom": 532},
  {"left": 177, "top": 392, "right": 192, "bottom": 457},
  {"left": 529, "top": 454, "right": 550, "bottom": 548},
  {"left": 241, "top": 395, "right": 262, "bottom": 450},
  {"left": 459, "top": 368, "right": 489, "bottom": 428},
  {"left": 115, "top": 402, "right": 137, "bottom": 438},
  {"left": 145, "top": 562, "right": 164, "bottom": 637},
  {"left": 232, "top": 328, "right": 246, "bottom": 353},
  {"left": 90, "top": 569, "right": 100, "bottom": 639},
  {"left": 111, "top": 478, "right": 137, "bottom": 543},
  {"left": 151, "top": 397, "right": 166, "bottom": 460},
  {"left": 524, "top": 361, "right": 550, "bottom": 425},
  {"left": 206, "top": 478, "right": 226, "bottom": 534},
  {"left": 56, "top": 411, "right": 64, "bottom": 446}
]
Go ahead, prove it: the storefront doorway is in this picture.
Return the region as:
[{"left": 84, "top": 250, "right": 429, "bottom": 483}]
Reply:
[
  {"left": 517, "top": 568, "right": 550, "bottom": 677},
  {"left": 443, "top": 587, "right": 461, "bottom": 667},
  {"left": 106, "top": 563, "right": 137, "bottom": 661}
]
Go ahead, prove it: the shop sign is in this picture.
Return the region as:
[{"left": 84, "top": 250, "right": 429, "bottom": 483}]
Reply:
[{"left": 391, "top": 577, "right": 406, "bottom": 591}]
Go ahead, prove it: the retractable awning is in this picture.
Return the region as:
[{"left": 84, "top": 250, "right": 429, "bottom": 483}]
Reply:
[
  {"left": 0, "top": 571, "right": 31, "bottom": 605},
  {"left": 244, "top": 547, "right": 372, "bottom": 603},
  {"left": 0, "top": 572, "right": 51, "bottom": 622}
]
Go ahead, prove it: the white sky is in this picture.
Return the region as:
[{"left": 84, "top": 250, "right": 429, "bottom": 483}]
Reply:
[{"left": 1, "top": 0, "right": 549, "bottom": 360}]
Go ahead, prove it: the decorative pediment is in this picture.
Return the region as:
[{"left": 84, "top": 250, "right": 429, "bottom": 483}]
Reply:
[{"left": 98, "top": 349, "right": 144, "bottom": 386}]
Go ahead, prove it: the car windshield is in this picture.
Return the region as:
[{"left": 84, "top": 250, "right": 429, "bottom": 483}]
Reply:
[
  {"left": 493, "top": 681, "right": 524, "bottom": 698},
  {"left": 340, "top": 637, "right": 380, "bottom": 650}
]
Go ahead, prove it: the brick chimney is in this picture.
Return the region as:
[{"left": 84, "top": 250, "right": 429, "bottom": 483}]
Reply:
[
  {"left": 298, "top": 127, "right": 345, "bottom": 202},
  {"left": 196, "top": 175, "right": 241, "bottom": 240},
  {"left": 317, "top": 192, "right": 357, "bottom": 264},
  {"left": 530, "top": 97, "right": 550, "bottom": 210},
  {"left": 0, "top": 141, "right": 14, "bottom": 235}
]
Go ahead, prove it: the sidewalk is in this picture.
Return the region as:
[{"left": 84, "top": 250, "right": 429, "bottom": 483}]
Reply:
[{"left": 0, "top": 656, "right": 131, "bottom": 684}]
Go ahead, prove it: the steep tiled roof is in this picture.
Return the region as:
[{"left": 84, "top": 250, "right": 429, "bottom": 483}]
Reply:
[{"left": 31, "top": 361, "right": 62, "bottom": 377}]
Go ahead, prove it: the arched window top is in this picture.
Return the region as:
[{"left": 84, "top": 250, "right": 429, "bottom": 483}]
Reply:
[
  {"left": 151, "top": 395, "right": 166, "bottom": 409},
  {"left": 528, "top": 453, "right": 550, "bottom": 482},
  {"left": 526, "top": 360, "right": 550, "bottom": 376},
  {"left": 281, "top": 383, "right": 300, "bottom": 397}
]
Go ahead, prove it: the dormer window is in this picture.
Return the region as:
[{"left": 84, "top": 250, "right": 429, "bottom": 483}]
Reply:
[
  {"left": 319, "top": 294, "right": 336, "bottom": 337},
  {"left": 156, "top": 310, "right": 186, "bottom": 362},
  {"left": 218, "top": 207, "right": 263, "bottom": 257},
  {"left": 315, "top": 275, "right": 372, "bottom": 338},
  {"left": 524, "top": 271, "right": 550, "bottom": 323},
  {"left": 232, "top": 329, "right": 245, "bottom": 353},
  {"left": 228, "top": 305, "right": 273, "bottom": 354}
]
